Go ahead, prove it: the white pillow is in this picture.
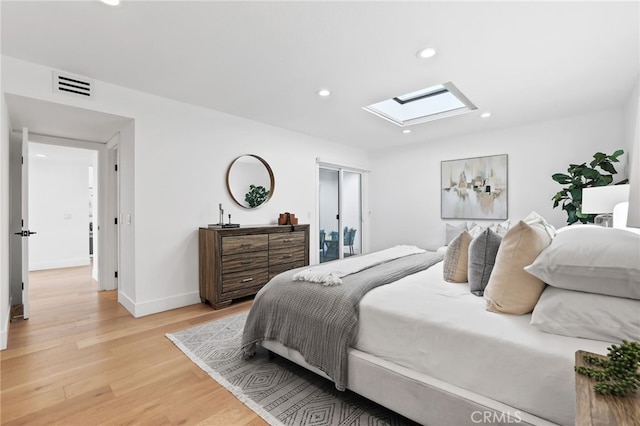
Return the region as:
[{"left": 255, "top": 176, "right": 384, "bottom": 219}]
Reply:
[
  {"left": 525, "top": 226, "right": 640, "bottom": 300},
  {"left": 445, "top": 222, "right": 476, "bottom": 245},
  {"left": 531, "top": 286, "right": 640, "bottom": 343}
]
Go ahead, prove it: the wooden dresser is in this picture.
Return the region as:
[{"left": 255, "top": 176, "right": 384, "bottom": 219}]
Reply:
[{"left": 198, "top": 224, "right": 309, "bottom": 309}]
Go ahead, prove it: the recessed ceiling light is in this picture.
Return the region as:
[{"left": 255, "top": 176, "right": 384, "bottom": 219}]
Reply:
[
  {"left": 35, "top": 154, "right": 47, "bottom": 158},
  {"left": 480, "top": 112, "right": 492, "bottom": 119},
  {"left": 416, "top": 47, "right": 437, "bottom": 59},
  {"left": 317, "top": 89, "right": 331, "bottom": 97},
  {"left": 100, "top": 0, "right": 120, "bottom": 6},
  {"left": 402, "top": 129, "right": 412, "bottom": 134}
]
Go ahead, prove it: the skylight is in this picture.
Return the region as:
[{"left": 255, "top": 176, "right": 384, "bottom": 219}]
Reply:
[{"left": 363, "top": 82, "right": 477, "bottom": 127}]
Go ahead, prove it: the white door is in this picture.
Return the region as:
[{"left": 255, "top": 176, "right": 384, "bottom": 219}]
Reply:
[{"left": 20, "top": 128, "right": 32, "bottom": 319}]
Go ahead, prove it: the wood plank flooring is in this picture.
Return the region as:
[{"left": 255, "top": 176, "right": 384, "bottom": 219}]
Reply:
[{"left": 1, "top": 265, "right": 265, "bottom": 425}]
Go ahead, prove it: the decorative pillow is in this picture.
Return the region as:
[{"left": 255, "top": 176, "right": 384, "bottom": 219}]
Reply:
[
  {"left": 484, "top": 218, "right": 552, "bottom": 314},
  {"left": 443, "top": 231, "right": 472, "bottom": 283},
  {"left": 468, "top": 228, "right": 502, "bottom": 296},
  {"left": 489, "top": 220, "right": 510, "bottom": 236},
  {"left": 525, "top": 227, "right": 640, "bottom": 300},
  {"left": 531, "top": 286, "right": 640, "bottom": 343}
]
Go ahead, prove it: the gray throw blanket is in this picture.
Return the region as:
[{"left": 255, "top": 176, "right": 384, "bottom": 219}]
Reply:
[{"left": 241, "top": 251, "right": 443, "bottom": 391}]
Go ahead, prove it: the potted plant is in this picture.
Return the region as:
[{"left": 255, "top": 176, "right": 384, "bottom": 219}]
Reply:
[{"left": 551, "top": 149, "right": 624, "bottom": 224}]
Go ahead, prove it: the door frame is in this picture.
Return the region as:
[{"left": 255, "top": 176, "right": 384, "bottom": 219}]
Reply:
[
  {"left": 316, "top": 160, "right": 368, "bottom": 264},
  {"left": 24, "top": 132, "right": 120, "bottom": 292}
]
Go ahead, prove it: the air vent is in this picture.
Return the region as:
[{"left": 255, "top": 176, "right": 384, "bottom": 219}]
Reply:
[{"left": 52, "top": 71, "right": 94, "bottom": 99}]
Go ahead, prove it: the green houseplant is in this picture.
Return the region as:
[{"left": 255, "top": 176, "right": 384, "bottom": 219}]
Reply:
[
  {"left": 551, "top": 149, "right": 624, "bottom": 225},
  {"left": 245, "top": 184, "right": 269, "bottom": 208},
  {"left": 575, "top": 340, "right": 640, "bottom": 396}
]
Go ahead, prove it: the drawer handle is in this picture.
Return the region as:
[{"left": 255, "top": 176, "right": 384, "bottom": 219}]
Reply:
[
  {"left": 241, "top": 260, "right": 253, "bottom": 264},
  {"left": 282, "top": 254, "right": 293, "bottom": 258},
  {"left": 283, "top": 239, "right": 292, "bottom": 243},
  {"left": 241, "top": 243, "right": 252, "bottom": 247},
  {"left": 242, "top": 277, "right": 254, "bottom": 283}
]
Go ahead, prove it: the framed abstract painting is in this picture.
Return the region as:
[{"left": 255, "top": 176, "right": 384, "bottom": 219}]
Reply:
[{"left": 441, "top": 154, "right": 508, "bottom": 220}]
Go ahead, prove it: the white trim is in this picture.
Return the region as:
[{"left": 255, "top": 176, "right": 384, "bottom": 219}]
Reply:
[
  {"left": 315, "top": 157, "right": 370, "bottom": 173},
  {"left": 0, "top": 307, "right": 8, "bottom": 350},
  {"left": 120, "top": 291, "right": 201, "bottom": 318},
  {"left": 29, "top": 258, "right": 90, "bottom": 271},
  {"left": 117, "top": 290, "right": 136, "bottom": 316}
]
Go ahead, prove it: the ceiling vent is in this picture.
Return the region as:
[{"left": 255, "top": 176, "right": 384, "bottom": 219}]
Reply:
[{"left": 52, "top": 71, "right": 94, "bottom": 100}]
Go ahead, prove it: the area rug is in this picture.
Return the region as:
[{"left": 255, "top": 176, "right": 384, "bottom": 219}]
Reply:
[{"left": 166, "top": 312, "right": 418, "bottom": 426}]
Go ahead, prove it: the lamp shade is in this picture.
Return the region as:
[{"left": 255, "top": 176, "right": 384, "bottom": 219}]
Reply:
[{"left": 582, "top": 184, "right": 630, "bottom": 214}]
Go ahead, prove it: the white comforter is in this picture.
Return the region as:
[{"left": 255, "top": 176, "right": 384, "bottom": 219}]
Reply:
[{"left": 354, "top": 262, "right": 612, "bottom": 426}]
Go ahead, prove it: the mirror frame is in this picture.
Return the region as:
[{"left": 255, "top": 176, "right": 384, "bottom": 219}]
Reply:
[{"left": 226, "top": 154, "right": 275, "bottom": 209}]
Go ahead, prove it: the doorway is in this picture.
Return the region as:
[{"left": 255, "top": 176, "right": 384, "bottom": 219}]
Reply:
[
  {"left": 28, "top": 143, "right": 98, "bottom": 274},
  {"left": 318, "top": 165, "right": 363, "bottom": 263}
]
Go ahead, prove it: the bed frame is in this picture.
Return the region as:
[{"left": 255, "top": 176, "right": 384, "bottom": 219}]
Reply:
[{"left": 261, "top": 340, "right": 558, "bottom": 426}]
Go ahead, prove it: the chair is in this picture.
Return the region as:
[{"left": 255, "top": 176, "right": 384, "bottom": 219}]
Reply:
[
  {"left": 344, "top": 228, "right": 356, "bottom": 255},
  {"left": 325, "top": 231, "right": 340, "bottom": 260},
  {"left": 319, "top": 229, "right": 326, "bottom": 254}
]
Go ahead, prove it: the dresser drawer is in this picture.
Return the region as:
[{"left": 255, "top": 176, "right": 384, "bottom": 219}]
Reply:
[
  {"left": 221, "top": 269, "right": 269, "bottom": 294},
  {"left": 269, "top": 246, "right": 306, "bottom": 267},
  {"left": 269, "top": 261, "right": 306, "bottom": 280},
  {"left": 269, "top": 231, "right": 305, "bottom": 249},
  {"left": 222, "top": 234, "right": 268, "bottom": 255},
  {"left": 222, "top": 251, "right": 268, "bottom": 274}
]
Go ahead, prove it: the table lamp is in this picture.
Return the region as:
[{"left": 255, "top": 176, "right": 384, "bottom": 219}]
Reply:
[{"left": 582, "top": 184, "right": 630, "bottom": 227}]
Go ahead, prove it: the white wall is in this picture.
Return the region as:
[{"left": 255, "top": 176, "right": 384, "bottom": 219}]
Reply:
[
  {"left": 28, "top": 144, "right": 94, "bottom": 270},
  {"left": 1, "top": 91, "right": 10, "bottom": 350},
  {"left": 624, "top": 77, "right": 640, "bottom": 227},
  {"left": 370, "top": 109, "right": 631, "bottom": 251},
  {"left": 1, "top": 56, "right": 369, "bottom": 318}
]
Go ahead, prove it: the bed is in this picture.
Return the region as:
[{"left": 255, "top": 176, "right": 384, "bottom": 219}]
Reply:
[{"left": 241, "top": 223, "right": 640, "bottom": 426}]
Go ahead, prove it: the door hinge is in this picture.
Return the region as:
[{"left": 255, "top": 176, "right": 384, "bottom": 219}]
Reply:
[
  {"left": 21, "top": 219, "right": 24, "bottom": 227},
  {"left": 115, "top": 271, "right": 118, "bottom": 278},
  {"left": 115, "top": 164, "right": 118, "bottom": 172},
  {"left": 22, "top": 282, "right": 24, "bottom": 290},
  {"left": 21, "top": 156, "right": 24, "bottom": 164},
  {"left": 114, "top": 217, "right": 118, "bottom": 225}
]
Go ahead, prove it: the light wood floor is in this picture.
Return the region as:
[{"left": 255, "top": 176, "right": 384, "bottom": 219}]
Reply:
[{"left": 1, "top": 265, "right": 265, "bottom": 425}]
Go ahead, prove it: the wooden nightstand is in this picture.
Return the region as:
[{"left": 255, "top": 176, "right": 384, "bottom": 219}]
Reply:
[{"left": 575, "top": 350, "right": 640, "bottom": 426}]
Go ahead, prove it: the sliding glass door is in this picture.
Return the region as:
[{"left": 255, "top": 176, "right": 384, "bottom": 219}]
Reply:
[{"left": 318, "top": 166, "right": 362, "bottom": 263}]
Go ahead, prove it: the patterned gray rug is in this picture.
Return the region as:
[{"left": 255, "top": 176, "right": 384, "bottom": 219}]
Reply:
[{"left": 166, "top": 312, "right": 419, "bottom": 426}]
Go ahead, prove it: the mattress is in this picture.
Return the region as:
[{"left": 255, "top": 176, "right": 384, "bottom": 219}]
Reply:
[{"left": 353, "top": 261, "right": 613, "bottom": 426}]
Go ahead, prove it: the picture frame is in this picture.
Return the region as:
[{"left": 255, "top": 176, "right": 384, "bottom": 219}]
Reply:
[{"left": 441, "top": 154, "right": 508, "bottom": 220}]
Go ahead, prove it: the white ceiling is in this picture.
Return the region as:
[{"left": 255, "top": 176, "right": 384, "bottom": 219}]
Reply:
[{"left": 2, "top": 1, "right": 639, "bottom": 150}]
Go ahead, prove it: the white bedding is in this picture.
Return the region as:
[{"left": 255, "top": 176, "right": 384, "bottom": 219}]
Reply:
[{"left": 353, "top": 261, "right": 613, "bottom": 426}]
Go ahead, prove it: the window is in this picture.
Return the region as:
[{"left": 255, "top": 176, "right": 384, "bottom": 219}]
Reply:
[{"left": 363, "top": 82, "right": 476, "bottom": 127}]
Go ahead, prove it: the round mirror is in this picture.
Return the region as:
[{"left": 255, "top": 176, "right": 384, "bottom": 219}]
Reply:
[{"left": 226, "top": 154, "right": 275, "bottom": 208}]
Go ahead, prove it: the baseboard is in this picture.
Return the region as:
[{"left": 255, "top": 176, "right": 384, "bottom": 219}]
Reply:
[
  {"left": 30, "top": 258, "right": 90, "bottom": 271},
  {"left": 118, "top": 290, "right": 201, "bottom": 318},
  {"left": 1, "top": 302, "right": 9, "bottom": 350},
  {"left": 117, "top": 291, "right": 136, "bottom": 317}
]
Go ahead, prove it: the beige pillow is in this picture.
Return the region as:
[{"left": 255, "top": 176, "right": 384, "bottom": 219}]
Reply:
[
  {"left": 484, "top": 220, "right": 552, "bottom": 314},
  {"left": 443, "top": 231, "right": 472, "bottom": 283}
]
